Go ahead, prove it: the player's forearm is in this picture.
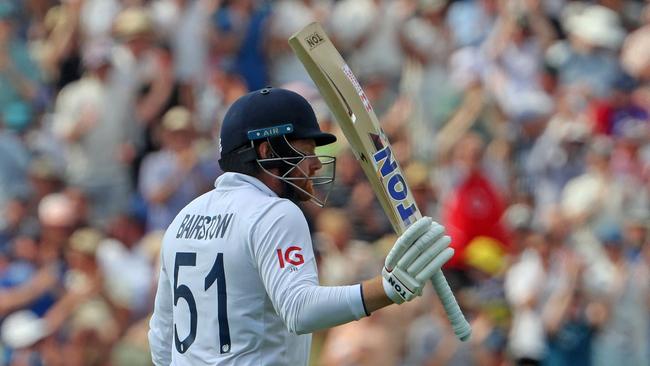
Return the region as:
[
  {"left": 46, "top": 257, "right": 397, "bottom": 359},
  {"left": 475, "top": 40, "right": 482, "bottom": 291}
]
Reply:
[
  {"left": 361, "top": 276, "right": 394, "bottom": 313},
  {"left": 283, "top": 283, "right": 368, "bottom": 335}
]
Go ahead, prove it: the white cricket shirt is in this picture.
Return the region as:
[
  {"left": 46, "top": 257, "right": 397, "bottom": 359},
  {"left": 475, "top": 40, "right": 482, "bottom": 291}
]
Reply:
[{"left": 149, "top": 172, "right": 368, "bottom": 365}]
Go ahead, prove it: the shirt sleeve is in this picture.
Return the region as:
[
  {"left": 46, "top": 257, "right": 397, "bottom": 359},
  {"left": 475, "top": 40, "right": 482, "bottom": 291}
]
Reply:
[
  {"left": 250, "top": 200, "right": 368, "bottom": 335},
  {"left": 148, "top": 250, "right": 174, "bottom": 365}
]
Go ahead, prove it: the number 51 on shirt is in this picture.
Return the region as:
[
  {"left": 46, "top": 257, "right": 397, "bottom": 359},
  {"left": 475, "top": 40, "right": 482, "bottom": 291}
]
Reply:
[{"left": 173, "top": 252, "right": 231, "bottom": 354}]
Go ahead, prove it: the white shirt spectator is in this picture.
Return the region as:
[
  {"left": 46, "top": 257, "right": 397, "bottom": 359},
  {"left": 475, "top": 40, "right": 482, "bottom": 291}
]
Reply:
[{"left": 96, "top": 238, "right": 154, "bottom": 315}]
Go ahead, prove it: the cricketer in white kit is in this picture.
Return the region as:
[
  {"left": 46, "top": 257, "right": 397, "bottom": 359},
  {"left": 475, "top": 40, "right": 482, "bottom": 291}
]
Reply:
[{"left": 148, "top": 88, "right": 455, "bottom": 365}]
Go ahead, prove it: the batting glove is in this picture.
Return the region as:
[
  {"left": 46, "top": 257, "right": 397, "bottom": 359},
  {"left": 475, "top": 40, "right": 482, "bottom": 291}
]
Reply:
[{"left": 382, "top": 217, "right": 454, "bottom": 304}]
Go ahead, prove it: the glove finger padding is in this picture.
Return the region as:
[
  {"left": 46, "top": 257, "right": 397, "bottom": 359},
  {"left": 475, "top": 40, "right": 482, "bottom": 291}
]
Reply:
[
  {"left": 406, "top": 235, "right": 451, "bottom": 276},
  {"left": 383, "top": 219, "right": 456, "bottom": 304},
  {"left": 415, "top": 247, "right": 455, "bottom": 282},
  {"left": 384, "top": 217, "right": 432, "bottom": 271},
  {"left": 397, "top": 224, "right": 445, "bottom": 270}
]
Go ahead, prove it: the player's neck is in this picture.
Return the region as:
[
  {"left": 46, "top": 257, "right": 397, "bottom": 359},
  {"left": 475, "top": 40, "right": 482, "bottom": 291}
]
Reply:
[{"left": 256, "top": 170, "right": 284, "bottom": 197}]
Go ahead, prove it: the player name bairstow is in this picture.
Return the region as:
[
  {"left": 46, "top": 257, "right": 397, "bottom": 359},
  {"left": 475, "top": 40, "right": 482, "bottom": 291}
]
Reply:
[{"left": 175, "top": 213, "right": 234, "bottom": 240}]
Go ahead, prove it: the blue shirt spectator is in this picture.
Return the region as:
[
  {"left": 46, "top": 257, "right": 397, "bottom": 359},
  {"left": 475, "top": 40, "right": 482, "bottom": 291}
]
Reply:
[{"left": 138, "top": 107, "right": 220, "bottom": 231}]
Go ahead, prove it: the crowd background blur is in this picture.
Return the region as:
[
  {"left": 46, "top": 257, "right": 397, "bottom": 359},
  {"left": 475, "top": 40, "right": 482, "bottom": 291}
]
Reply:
[{"left": 0, "top": 0, "right": 648, "bottom": 365}]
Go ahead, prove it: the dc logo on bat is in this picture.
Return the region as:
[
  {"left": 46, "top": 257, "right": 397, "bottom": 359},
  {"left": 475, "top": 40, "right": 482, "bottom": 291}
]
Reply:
[
  {"left": 305, "top": 32, "right": 325, "bottom": 50},
  {"left": 373, "top": 145, "right": 418, "bottom": 226}
]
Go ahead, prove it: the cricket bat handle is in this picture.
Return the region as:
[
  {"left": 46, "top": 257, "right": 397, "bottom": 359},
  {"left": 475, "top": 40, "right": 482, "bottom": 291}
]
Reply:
[{"left": 431, "top": 270, "right": 472, "bottom": 341}]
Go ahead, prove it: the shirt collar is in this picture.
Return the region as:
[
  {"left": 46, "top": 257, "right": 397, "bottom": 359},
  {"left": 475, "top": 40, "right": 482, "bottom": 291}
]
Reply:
[{"left": 214, "top": 172, "right": 278, "bottom": 197}]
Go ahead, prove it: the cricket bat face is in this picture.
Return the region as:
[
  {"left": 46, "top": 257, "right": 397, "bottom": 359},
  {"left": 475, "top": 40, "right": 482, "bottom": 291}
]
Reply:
[
  {"left": 289, "top": 23, "right": 421, "bottom": 235},
  {"left": 290, "top": 23, "right": 472, "bottom": 343}
]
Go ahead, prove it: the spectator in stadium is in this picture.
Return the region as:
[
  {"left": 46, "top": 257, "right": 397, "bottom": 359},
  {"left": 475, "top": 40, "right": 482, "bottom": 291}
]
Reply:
[
  {"left": 313, "top": 208, "right": 378, "bottom": 286},
  {"left": 211, "top": 0, "right": 271, "bottom": 91},
  {"left": 540, "top": 238, "right": 605, "bottom": 366},
  {"left": 139, "top": 106, "right": 220, "bottom": 231},
  {"left": 438, "top": 132, "right": 510, "bottom": 284},
  {"left": 0, "top": 3, "right": 43, "bottom": 129},
  {"left": 0, "top": 1, "right": 648, "bottom": 365},
  {"left": 51, "top": 40, "right": 135, "bottom": 226},
  {"left": 266, "top": 0, "right": 328, "bottom": 86},
  {"left": 561, "top": 137, "right": 628, "bottom": 230},
  {"left": 58, "top": 227, "right": 119, "bottom": 366},
  {"left": 552, "top": 3, "right": 625, "bottom": 97}
]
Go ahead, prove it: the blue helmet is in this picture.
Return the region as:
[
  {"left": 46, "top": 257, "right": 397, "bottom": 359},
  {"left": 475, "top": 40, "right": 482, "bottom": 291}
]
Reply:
[
  {"left": 218, "top": 87, "right": 337, "bottom": 207},
  {"left": 219, "top": 87, "right": 336, "bottom": 156}
]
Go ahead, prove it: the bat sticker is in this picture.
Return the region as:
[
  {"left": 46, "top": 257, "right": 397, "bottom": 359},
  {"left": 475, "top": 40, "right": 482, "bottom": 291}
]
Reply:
[
  {"left": 304, "top": 31, "right": 326, "bottom": 50},
  {"left": 341, "top": 64, "right": 373, "bottom": 113},
  {"left": 371, "top": 141, "right": 418, "bottom": 226}
]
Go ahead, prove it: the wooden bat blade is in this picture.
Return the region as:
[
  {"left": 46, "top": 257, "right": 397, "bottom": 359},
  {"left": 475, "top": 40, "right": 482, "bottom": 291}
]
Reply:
[
  {"left": 289, "top": 23, "right": 420, "bottom": 234},
  {"left": 289, "top": 22, "right": 471, "bottom": 342}
]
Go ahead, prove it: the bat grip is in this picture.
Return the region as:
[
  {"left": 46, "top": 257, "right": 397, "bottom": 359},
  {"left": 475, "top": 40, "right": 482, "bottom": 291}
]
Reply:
[{"left": 431, "top": 270, "right": 472, "bottom": 341}]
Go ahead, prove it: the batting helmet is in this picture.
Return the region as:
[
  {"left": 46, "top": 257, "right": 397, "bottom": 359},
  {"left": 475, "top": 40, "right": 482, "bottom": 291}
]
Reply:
[
  {"left": 219, "top": 87, "right": 336, "bottom": 156},
  {"left": 217, "top": 87, "right": 337, "bottom": 206}
]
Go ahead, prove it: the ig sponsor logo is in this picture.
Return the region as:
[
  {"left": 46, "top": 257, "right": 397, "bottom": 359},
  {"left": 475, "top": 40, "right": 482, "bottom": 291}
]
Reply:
[{"left": 277, "top": 246, "right": 305, "bottom": 270}]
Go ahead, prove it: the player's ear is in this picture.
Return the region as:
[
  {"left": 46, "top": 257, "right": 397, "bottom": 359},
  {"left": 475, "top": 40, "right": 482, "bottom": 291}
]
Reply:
[{"left": 257, "top": 141, "right": 275, "bottom": 160}]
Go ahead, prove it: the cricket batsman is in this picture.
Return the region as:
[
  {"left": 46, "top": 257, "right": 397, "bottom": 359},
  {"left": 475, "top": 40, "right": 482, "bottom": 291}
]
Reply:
[{"left": 148, "top": 87, "right": 455, "bottom": 365}]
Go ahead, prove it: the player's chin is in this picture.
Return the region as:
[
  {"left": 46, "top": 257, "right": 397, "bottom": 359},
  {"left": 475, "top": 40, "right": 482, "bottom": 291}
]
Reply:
[
  {"left": 295, "top": 181, "right": 315, "bottom": 201},
  {"left": 296, "top": 191, "right": 312, "bottom": 202}
]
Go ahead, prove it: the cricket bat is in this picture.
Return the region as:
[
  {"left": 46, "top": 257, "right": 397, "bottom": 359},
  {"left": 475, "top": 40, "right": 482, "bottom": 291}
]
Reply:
[{"left": 289, "top": 22, "right": 471, "bottom": 341}]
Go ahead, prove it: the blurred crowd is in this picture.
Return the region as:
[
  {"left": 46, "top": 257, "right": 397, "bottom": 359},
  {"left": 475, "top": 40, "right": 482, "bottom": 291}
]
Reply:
[{"left": 0, "top": 0, "right": 648, "bottom": 365}]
